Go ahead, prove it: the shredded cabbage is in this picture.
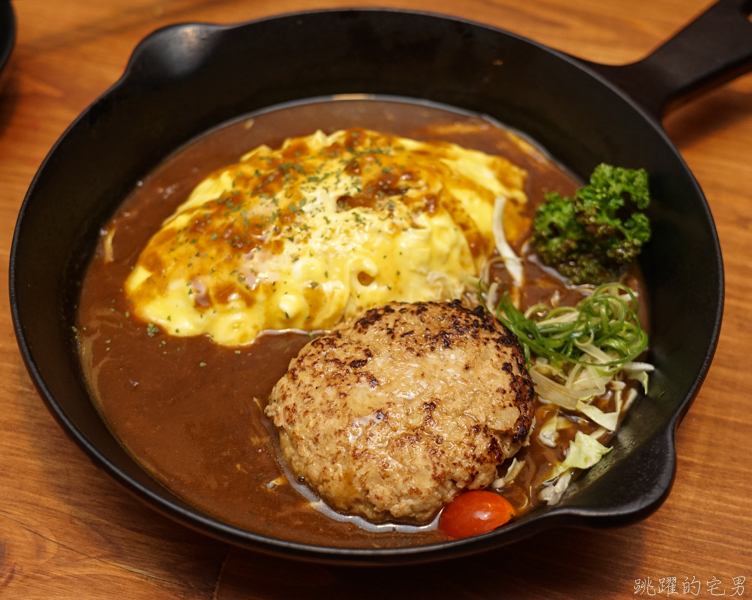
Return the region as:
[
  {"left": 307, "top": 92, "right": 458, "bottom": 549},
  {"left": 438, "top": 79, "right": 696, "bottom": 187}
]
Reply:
[
  {"left": 546, "top": 430, "right": 613, "bottom": 482},
  {"left": 576, "top": 401, "right": 619, "bottom": 431},
  {"left": 538, "top": 410, "right": 572, "bottom": 448},
  {"left": 624, "top": 361, "right": 655, "bottom": 393},
  {"left": 493, "top": 457, "right": 525, "bottom": 490},
  {"left": 539, "top": 471, "right": 573, "bottom": 505},
  {"left": 562, "top": 431, "right": 612, "bottom": 471},
  {"left": 492, "top": 196, "right": 524, "bottom": 287},
  {"left": 530, "top": 363, "right": 602, "bottom": 409}
]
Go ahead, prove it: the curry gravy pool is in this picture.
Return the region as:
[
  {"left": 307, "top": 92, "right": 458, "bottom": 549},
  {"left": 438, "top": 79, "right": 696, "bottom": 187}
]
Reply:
[{"left": 76, "top": 98, "right": 587, "bottom": 548}]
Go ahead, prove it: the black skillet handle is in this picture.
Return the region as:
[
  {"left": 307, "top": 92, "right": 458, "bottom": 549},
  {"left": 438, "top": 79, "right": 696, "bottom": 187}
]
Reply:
[{"left": 580, "top": 0, "right": 752, "bottom": 120}]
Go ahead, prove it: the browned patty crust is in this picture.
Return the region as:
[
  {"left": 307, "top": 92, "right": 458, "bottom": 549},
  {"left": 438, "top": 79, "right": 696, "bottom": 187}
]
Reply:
[{"left": 265, "top": 300, "right": 535, "bottom": 523}]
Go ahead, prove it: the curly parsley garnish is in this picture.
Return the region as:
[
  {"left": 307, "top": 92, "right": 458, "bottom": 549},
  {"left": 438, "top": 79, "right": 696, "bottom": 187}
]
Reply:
[{"left": 531, "top": 164, "right": 651, "bottom": 284}]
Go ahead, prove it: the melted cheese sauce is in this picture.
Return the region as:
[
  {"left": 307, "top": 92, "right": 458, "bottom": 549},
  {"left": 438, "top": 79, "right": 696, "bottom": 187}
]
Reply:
[{"left": 124, "top": 128, "right": 528, "bottom": 345}]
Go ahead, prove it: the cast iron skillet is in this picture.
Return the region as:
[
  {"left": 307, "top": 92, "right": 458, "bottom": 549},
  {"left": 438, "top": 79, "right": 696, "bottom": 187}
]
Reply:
[
  {"left": 0, "top": 0, "right": 15, "bottom": 94},
  {"left": 10, "top": 0, "right": 752, "bottom": 565}
]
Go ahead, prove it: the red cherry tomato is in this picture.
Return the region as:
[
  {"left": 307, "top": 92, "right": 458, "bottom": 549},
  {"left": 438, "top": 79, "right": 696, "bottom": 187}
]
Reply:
[{"left": 440, "top": 491, "right": 516, "bottom": 539}]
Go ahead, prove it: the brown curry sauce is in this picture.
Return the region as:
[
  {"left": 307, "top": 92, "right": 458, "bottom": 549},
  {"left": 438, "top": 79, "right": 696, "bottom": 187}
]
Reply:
[{"left": 76, "top": 98, "right": 636, "bottom": 548}]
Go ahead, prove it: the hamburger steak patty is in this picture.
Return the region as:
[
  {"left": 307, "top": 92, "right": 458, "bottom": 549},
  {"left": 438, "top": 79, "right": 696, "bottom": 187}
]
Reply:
[{"left": 264, "top": 300, "right": 535, "bottom": 523}]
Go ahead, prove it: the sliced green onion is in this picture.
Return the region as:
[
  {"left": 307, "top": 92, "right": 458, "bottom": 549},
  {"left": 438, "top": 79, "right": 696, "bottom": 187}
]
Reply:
[{"left": 492, "top": 283, "right": 647, "bottom": 372}]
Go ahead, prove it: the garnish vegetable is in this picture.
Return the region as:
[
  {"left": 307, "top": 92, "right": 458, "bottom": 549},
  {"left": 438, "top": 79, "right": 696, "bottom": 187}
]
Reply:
[
  {"left": 531, "top": 163, "right": 651, "bottom": 285},
  {"left": 490, "top": 283, "right": 650, "bottom": 410},
  {"left": 493, "top": 282, "right": 647, "bottom": 370},
  {"left": 472, "top": 165, "right": 655, "bottom": 517},
  {"left": 439, "top": 491, "right": 516, "bottom": 539}
]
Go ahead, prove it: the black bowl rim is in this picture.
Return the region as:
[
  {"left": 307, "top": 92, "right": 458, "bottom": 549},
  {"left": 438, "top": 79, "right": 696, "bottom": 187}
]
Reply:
[
  {"left": 9, "top": 7, "right": 724, "bottom": 564},
  {"left": 0, "top": 1, "right": 15, "bottom": 86}
]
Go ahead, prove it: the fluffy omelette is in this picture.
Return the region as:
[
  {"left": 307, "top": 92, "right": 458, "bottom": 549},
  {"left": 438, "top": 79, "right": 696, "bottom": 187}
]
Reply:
[{"left": 125, "top": 128, "right": 528, "bottom": 345}]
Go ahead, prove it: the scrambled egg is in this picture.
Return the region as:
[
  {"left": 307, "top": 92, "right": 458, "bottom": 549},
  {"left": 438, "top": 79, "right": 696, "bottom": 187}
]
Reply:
[{"left": 125, "top": 128, "right": 528, "bottom": 346}]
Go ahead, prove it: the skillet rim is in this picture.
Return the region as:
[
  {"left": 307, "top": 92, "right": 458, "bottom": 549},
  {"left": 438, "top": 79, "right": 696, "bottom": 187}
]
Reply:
[{"left": 9, "top": 7, "right": 724, "bottom": 565}]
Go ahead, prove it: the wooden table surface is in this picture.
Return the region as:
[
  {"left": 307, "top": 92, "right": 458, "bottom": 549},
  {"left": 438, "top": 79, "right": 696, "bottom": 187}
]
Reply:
[{"left": 2, "top": 0, "right": 751, "bottom": 597}]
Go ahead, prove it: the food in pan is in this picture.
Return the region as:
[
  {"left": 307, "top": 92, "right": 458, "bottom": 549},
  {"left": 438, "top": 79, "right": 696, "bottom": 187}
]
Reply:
[
  {"left": 265, "top": 300, "right": 535, "bottom": 523},
  {"left": 530, "top": 164, "right": 651, "bottom": 285},
  {"left": 76, "top": 99, "right": 653, "bottom": 548},
  {"left": 124, "top": 128, "right": 527, "bottom": 346}
]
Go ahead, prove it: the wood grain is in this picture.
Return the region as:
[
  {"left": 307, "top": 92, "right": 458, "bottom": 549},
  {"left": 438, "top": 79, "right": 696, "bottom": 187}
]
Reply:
[{"left": 1, "top": 0, "right": 751, "bottom": 597}]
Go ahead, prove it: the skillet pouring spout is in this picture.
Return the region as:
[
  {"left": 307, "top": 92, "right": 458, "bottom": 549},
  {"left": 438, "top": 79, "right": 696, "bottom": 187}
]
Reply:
[{"left": 9, "top": 3, "right": 738, "bottom": 564}]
